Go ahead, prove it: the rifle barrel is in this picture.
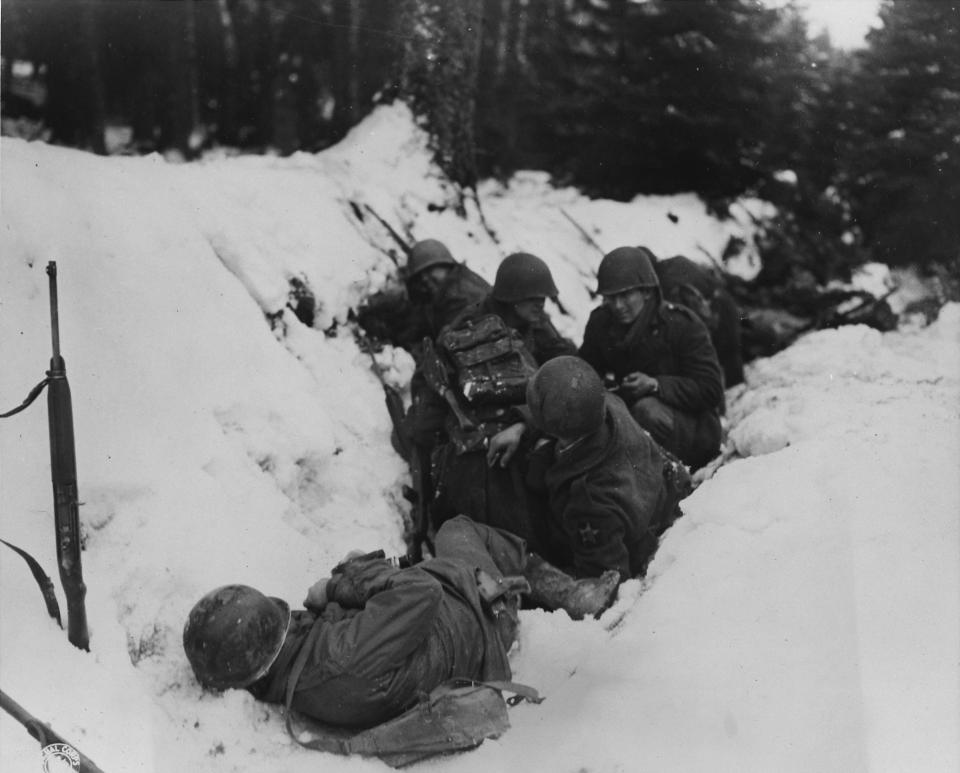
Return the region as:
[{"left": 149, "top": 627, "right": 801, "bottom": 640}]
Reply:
[
  {"left": 45, "top": 261, "right": 90, "bottom": 651},
  {"left": 46, "top": 262, "right": 61, "bottom": 362}
]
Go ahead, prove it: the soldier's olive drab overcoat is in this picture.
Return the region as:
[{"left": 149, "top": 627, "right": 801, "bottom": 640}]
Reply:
[
  {"left": 531, "top": 393, "right": 686, "bottom": 581},
  {"left": 579, "top": 299, "right": 724, "bottom": 468},
  {"left": 654, "top": 255, "right": 744, "bottom": 388},
  {"left": 252, "top": 553, "right": 513, "bottom": 730}
]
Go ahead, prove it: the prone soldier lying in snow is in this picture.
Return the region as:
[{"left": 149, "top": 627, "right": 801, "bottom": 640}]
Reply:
[{"left": 183, "top": 516, "right": 617, "bottom": 733}]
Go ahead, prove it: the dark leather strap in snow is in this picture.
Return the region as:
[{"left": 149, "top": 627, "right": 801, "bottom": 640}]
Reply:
[
  {"left": 0, "top": 378, "right": 50, "bottom": 418},
  {"left": 0, "top": 538, "right": 63, "bottom": 627}
]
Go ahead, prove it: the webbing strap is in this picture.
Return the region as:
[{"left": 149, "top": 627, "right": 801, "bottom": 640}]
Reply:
[
  {"left": 0, "top": 378, "right": 50, "bottom": 419},
  {"left": 0, "top": 539, "right": 63, "bottom": 627},
  {"left": 478, "top": 679, "right": 543, "bottom": 705},
  {"left": 283, "top": 620, "right": 347, "bottom": 754},
  {"left": 282, "top": 617, "right": 543, "bottom": 755}
]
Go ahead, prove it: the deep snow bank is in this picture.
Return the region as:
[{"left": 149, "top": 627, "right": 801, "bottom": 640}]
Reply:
[{"left": 2, "top": 104, "right": 957, "bottom": 772}]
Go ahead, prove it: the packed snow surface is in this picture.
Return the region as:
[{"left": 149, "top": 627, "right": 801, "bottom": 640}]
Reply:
[{"left": 2, "top": 103, "right": 957, "bottom": 772}]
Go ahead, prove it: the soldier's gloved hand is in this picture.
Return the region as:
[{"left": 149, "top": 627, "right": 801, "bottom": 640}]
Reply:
[
  {"left": 487, "top": 422, "right": 526, "bottom": 468},
  {"left": 332, "top": 549, "right": 385, "bottom": 574},
  {"left": 304, "top": 578, "right": 330, "bottom": 612},
  {"left": 620, "top": 371, "right": 659, "bottom": 400}
]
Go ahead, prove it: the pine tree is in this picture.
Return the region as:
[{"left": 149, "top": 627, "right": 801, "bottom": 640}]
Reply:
[
  {"left": 841, "top": 0, "right": 960, "bottom": 266},
  {"left": 397, "top": 0, "right": 484, "bottom": 209}
]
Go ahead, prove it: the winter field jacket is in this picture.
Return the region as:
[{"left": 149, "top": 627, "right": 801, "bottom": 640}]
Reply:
[
  {"left": 252, "top": 555, "right": 510, "bottom": 729},
  {"left": 579, "top": 301, "right": 724, "bottom": 416},
  {"left": 539, "top": 393, "right": 679, "bottom": 581}
]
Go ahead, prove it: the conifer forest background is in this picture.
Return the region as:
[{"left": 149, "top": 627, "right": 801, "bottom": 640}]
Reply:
[{"left": 2, "top": 0, "right": 958, "bottom": 287}]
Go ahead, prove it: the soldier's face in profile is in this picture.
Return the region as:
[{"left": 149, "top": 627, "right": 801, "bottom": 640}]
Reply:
[
  {"left": 603, "top": 287, "right": 652, "bottom": 325},
  {"left": 513, "top": 297, "right": 546, "bottom": 325}
]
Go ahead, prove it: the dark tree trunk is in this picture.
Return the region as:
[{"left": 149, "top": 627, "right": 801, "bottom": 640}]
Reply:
[
  {"left": 254, "top": 0, "right": 276, "bottom": 148},
  {"left": 397, "top": 0, "right": 483, "bottom": 211},
  {"left": 216, "top": 0, "right": 241, "bottom": 146},
  {"left": 162, "top": 0, "right": 201, "bottom": 158},
  {"left": 43, "top": 0, "right": 107, "bottom": 154},
  {"left": 332, "top": 0, "right": 362, "bottom": 137}
]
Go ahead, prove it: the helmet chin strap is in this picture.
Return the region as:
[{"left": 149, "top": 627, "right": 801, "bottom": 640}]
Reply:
[{"left": 247, "top": 604, "right": 293, "bottom": 686}]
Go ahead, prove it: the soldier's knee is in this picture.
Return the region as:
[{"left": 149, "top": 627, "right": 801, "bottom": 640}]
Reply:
[
  {"left": 630, "top": 396, "right": 674, "bottom": 442},
  {"left": 630, "top": 396, "right": 660, "bottom": 424},
  {"left": 435, "top": 513, "right": 477, "bottom": 543}
]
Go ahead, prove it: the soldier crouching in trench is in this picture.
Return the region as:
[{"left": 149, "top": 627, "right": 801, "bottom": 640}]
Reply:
[{"left": 487, "top": 355, "right": 692, "bottom": 583}]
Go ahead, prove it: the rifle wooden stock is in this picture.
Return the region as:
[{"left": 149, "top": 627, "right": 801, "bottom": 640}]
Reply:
[
  {"left": 46, "top": 262, "right": 89, "bottom": 651},
  {"left": 0, "top": 688, "right": 104, "bottom": 772}
]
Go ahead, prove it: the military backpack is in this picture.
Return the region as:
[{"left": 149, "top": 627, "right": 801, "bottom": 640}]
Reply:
[{"left": 437, "top": 313, "right": 538, "bottom": 406}]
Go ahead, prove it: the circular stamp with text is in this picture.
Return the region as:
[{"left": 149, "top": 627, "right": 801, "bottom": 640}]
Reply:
[{"left": 41, "top": 742, "right": 80, "bottom": 772}]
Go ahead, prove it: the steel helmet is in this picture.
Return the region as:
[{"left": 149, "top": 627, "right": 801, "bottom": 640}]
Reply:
[
  {"left": 526, "top": 356, "right": 606, "bottom": 439},
  {"left": 407, "top": 239, "right": 457, "bottom": 278},
  {"left": 491, "top": 252, "right": 559, "bottom": 303},
  {"left": 183, "top": 584, "right": 291, "bottom": 690},
  {"left": 596, "top": 246, "right": 660, "bottom": 296}
]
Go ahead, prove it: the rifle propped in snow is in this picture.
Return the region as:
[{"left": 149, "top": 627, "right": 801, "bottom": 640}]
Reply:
[{"left": 45, "top": 262, "right": 90, "bottom": 651}]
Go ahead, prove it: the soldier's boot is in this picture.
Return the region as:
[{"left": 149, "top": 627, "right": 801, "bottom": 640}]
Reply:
[{"left": 522, "top": 554, "right": 620, "bottom": 621}]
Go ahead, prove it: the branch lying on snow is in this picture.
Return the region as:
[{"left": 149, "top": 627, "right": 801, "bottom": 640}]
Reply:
[{"left": 343, "top": 201, "right": 407, "bottom": 270}]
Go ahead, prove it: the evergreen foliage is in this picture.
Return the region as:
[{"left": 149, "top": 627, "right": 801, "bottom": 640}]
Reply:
[
  {"left": 839, "top": 0, "right": 960, "bottom": 267},
  {"left": 1, "top": 0, "right": 954, "bottom": 272}
]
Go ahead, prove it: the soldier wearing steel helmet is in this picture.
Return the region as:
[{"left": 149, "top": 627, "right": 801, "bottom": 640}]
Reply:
[
  {"left": 579, "top": 246, "right": 725, "bottom": 470},
  {"left": 489, "top": 356, "right": 691, "bottom": 581},
  {"left": 403, "top": 239, "right": 491, "bottom": 345},
  {"left": 409, "top": 252, "right": 576, "bottom": 546},
  {"left": 480, "top": 252, "right": 578, "bottom": 364},
  {"left": 654, "top": 253, "right": 745, "bottom": 388},
  {"left": 182, "top": 516, "right": 617, "bottom": 731},
  {"left": 357, "top": 239, "right": 490, "bottom": 355}
]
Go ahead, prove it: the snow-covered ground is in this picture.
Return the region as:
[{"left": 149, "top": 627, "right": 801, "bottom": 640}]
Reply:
[{"left": 2, "top": 103, "right": 957, "bottom": 773}]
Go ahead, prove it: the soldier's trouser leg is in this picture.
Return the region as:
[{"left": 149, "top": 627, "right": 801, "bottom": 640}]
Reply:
[
  {"left": 630, "top": 396, "right": 680, "bottom": 455},
  {"left": 435, "top": 515, "right": 529, "bottom": 649},
  {"left": 434, "top": 514, "right": 528, "bottom": 580},
  {"left": 631, "top": 396, "right": 717, "bottom": 469}
]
